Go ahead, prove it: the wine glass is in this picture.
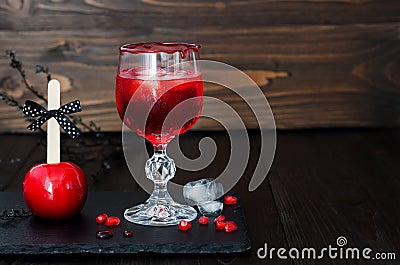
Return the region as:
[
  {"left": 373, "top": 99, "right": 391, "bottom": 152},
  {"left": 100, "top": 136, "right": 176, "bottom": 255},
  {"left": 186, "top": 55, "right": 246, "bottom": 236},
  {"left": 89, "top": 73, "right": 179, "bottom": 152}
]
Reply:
[{"left": 116, "top": 42, "right": 203, "bottom": 226}]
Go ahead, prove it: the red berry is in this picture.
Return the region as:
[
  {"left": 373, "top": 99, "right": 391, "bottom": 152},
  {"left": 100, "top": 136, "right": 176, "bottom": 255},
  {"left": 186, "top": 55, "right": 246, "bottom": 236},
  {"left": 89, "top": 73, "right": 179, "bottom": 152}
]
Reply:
[
  {"left": 123, "top": 230, "right": 134, "bottom": 237},
  {"left": 225, "top": 221, "right": 238, "bottom": 232},
  {"left": 96, "top": 213, "right": 108, "bottom": 224},
  {"left": 198, "top": 216, "right": 209, "bottom": 225},
  {"left": 96, "top": 230, "right": 113, "bottom": 239},
  {"left": 105, "top": 216, "right": 120, "bottom": 227},
  {"left": 224, "top": 195, "right": 238, "bottom": 205},
  {"left": 178, "top": 220, "right": 191, "bottom": 231},
  {"left": 213, "top": 215, "right": 226, "bottom": 223},
  {"left": 215, "top": 220, "right": 227, "bottom": 230}
]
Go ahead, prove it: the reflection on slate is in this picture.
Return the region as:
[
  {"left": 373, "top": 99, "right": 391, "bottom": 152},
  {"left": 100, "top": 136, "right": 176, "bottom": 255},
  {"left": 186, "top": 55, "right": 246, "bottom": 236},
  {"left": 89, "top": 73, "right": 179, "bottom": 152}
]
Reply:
[{"left": 0, "top": 192, "right": 251, "bottom": 254}]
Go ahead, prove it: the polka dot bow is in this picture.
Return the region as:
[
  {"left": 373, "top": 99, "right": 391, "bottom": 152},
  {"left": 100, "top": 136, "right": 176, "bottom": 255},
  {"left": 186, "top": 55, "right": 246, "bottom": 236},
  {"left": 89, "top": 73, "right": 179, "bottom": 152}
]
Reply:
[{"left": 22, "top": 100, "right": 82, "bottom": 139}]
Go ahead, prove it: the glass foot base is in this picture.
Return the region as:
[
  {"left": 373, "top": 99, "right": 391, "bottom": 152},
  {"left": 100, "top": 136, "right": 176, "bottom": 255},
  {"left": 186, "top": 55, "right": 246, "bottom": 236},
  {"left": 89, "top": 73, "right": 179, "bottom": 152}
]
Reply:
[{"left": 124, "top": 199, "right": 198, "bottom": 226}]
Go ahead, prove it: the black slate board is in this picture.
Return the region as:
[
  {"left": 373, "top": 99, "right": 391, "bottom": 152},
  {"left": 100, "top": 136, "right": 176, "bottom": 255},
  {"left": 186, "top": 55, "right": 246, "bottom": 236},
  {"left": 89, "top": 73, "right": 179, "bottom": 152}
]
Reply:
[{"left": 0, "top": 192, "right": 251, "bottom": 254}]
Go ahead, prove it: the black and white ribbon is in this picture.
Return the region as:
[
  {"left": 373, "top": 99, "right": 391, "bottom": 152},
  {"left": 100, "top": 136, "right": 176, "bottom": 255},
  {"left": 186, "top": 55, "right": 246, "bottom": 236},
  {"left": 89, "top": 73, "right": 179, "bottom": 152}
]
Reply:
[{"left": 22, "top": 100, "right": 82, "bottom": 138}]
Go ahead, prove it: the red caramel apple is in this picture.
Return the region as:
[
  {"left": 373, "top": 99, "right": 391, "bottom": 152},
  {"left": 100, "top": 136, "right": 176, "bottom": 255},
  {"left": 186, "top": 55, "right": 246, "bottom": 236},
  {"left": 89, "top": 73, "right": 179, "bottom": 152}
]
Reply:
[{"left": 23, "top": 162, "right": 87, "bottom": 219}]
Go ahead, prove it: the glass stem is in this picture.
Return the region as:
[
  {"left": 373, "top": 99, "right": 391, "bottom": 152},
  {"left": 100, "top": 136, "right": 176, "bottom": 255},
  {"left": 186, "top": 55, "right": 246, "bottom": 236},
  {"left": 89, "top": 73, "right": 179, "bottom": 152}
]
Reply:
[
  {"left": 152, "top": 181, "right": 171, "bottom": 202},
  {"left": 145, "top": 144, "right": 176, "bottom": 203}
]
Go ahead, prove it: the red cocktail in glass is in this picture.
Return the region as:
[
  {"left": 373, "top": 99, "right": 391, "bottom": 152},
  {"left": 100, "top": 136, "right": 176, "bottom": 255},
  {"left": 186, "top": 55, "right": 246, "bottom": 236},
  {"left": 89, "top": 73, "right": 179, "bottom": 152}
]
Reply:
[{"left": 116, "top": 42, "right": 203, "bottom": 226}]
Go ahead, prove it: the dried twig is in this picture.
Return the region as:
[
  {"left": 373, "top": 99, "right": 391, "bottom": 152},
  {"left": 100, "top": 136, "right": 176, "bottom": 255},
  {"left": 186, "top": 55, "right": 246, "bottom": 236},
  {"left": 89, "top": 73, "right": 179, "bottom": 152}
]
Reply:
[{"left": 6, "top": 50, "right": 47, "bottom": 103}]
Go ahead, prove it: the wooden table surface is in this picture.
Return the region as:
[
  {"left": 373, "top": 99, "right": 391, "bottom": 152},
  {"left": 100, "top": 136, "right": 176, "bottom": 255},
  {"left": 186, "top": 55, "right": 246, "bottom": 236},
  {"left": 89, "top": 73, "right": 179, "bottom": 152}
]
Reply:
[{"left": 0, "top": 129, "right": 399, "bottom": 264}]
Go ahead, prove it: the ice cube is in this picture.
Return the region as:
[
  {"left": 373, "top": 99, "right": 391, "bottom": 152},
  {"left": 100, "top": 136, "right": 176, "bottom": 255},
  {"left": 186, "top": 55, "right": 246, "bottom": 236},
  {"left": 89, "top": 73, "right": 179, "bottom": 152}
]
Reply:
[
  {"left": 197, "top": 201, "right": 223, "bottom": 216},
  {"left": 183, "top": 178, "right": 224, "bottom": 205}
]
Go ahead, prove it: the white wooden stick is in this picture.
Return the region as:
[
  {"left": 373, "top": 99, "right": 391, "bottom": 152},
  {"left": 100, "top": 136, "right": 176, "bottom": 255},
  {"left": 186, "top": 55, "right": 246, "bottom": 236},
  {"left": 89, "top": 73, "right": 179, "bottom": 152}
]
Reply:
[{"left": 47, "top": 79, "right": 60, "bottom": 164}]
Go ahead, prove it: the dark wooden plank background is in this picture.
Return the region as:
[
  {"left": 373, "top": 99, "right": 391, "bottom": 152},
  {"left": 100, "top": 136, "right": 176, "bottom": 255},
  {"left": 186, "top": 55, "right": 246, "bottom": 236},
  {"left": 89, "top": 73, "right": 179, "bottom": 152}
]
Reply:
[{"left": 1, "top": 0, "right": 400, "bottom": 132}]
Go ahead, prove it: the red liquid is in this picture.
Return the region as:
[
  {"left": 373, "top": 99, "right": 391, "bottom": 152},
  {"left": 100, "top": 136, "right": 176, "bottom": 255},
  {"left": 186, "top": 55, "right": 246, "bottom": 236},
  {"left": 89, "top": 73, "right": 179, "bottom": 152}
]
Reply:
[{"left": 116, "top": 68, "right": 203, "bottom": 146}]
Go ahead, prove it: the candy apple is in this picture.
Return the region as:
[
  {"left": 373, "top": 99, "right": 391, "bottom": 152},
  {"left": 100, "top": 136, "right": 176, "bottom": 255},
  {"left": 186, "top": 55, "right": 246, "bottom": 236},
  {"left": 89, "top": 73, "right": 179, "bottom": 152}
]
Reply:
[{"left": 23, "top": 162, "right": 87, "bottom": 219}]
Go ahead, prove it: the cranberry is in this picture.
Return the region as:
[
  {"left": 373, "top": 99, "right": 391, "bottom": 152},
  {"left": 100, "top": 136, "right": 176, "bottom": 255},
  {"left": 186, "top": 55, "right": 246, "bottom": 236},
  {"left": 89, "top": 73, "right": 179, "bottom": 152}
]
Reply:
[
  {"left": 96, "top": 213, "right": 108, "bottom": 224},
  {"left": 224, "top": 195, "right": 238, "bottom": 205},
  {"left": 215, "top": 220, "right": 227, "bottom": 230},
  {"left": 213, "top": 215, "right": 225, "bottom": 223},
  {"left": 123, "top": 230, "right": 134, "bottom": 237},
  {"left": 96, "top": 230, "right": 113, "bottom": 239},
  {"left": 198, "top": 216, "right": 209, "bottom": 225},
  {"left": 178, "top": 220, "right": 191, "bottom": 231},
  {"left": 105, "top": 216, "right": 120, "bottom": 227},
  {"left": 225, "top": 221, "right": 238, "bottom": 232}
]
